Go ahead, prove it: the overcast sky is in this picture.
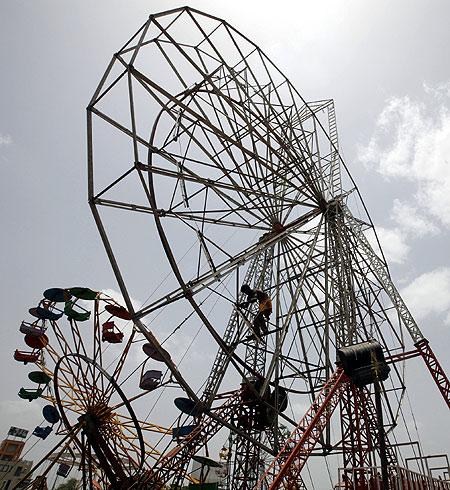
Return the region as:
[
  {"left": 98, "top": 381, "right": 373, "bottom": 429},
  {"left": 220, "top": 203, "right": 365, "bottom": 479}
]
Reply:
[{"left": 1, "top": 0, "right": 449, "bottom": 487}]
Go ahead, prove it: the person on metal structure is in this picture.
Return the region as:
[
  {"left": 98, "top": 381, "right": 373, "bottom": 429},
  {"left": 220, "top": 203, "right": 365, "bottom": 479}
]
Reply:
[{"left": 238, "top": 284, "right": 272, "bottom": 338}]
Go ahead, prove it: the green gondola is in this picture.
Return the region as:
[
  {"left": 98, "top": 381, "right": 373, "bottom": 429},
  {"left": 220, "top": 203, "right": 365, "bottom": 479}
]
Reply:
[
  {"left": 18, "top": 387, "right": 44, "bottom": 402},
  {"left": 68, "top": 287, "right": 98, "bottom": 301},
  {"left": 64, "top": 302, "right": 91, "bottom": 322},
  {"left": 28, "top": 371, "right": 52, "bottom": 385}
]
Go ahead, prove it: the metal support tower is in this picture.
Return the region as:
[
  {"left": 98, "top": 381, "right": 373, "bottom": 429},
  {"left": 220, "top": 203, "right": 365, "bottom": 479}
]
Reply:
[
  {"left": 162, "top": 248, "right": 277, "bottom": 488},
  {"left": 229, "top": 246, "right": 275, "bottom": 490},
  {"left": 340, "top": 383, "right": 398, "bottom": 488},
  {"left": 202, "top": 254, "right": 263, "bottom": 407},
  {"left": 342, "top": 204, "right": 450, "bottom": 408},
  {"left": 256, "top": 368, "right": 349, "bottom": 489},
  {"left": 148, "top": 392, "right": 241, "bottom": 487},
  {"left": 329, "top": 202, "right": 401, "bottom": 482},
  {"left": 326, "top": 101, "right": 342, "bottom": 199},
  {"left": 328, "top": 202, "right": 372, "bottom": 477}
]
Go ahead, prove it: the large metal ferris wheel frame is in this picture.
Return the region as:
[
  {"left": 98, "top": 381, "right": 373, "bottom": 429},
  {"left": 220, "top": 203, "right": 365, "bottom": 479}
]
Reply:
[
  {"left": 86, "top": 5, "right": 450, "bottom": 489},
  {"left": 87, "top": 5, "right": 372, "bottom": 398}
]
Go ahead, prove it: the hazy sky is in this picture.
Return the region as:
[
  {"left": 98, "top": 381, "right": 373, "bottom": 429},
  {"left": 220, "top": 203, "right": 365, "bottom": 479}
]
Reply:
[{"left": 1, "top": 0, "right": 449, "bottom": 487}]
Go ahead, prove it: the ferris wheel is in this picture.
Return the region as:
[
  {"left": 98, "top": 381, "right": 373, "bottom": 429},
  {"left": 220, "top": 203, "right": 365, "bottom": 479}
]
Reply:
[
  {"left": 14, "top": 6, "right": 449, "bottom": 490},
  {"left": 13, "top": 288, "right": 174, "bottom": 489}
]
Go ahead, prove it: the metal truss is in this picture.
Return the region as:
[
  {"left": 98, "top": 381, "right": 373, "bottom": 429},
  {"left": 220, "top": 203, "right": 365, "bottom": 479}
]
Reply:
[
  {"left": 229, "top": 247, "right": 274, "bottom": 490},
  {"left": 343, "top": 204, "right": 450, "bottom": 408},
  {"left": 83, "top": 6, "right": 450, "bottom": 490},
  {"left": 257, "top": 369, "right": 349, "bottom": 489},
  {"left": 415, "top": 339, "right": 450, "bottom": 409}
]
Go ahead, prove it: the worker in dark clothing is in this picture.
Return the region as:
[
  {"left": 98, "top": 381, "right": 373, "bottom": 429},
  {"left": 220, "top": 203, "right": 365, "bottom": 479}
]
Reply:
[{"left": 238, "top": 284, "right": 272, "bottom": 337}]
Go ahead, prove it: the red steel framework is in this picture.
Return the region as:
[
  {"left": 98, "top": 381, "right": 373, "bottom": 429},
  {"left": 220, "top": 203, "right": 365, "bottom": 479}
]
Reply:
[
  {"left": 415, "top": 339, "right": 450, "bottom": 409},
  {"left": 256, "top": 368, "right": 349, "bottom": 489}
]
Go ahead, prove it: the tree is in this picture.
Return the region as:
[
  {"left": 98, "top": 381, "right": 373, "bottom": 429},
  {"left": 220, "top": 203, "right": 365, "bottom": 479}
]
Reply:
[{"left": 55, "top": 478, "right": 79, "bottom": 490}]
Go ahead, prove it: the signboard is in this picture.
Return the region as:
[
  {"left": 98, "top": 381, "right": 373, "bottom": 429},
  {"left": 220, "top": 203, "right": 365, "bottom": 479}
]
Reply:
[
  {"left": 8, "top": 427, "right": 28, "bottom": 438},
  {"left": 191, "top": 459, "right": 224, "bottom": 484}
]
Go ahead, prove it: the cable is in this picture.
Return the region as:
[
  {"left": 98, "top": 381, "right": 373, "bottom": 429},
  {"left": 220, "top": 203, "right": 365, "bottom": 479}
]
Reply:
[
  {"left": 325, "top": 454, "right": 335, "bottom": 488},
  {"left": 305, "top": 459, "right": 316, "bottom": 490}
]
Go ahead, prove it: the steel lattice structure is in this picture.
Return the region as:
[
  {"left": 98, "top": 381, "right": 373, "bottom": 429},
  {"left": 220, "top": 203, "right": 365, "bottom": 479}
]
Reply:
[
  {"left": 13, "top": 7, "right": 449, "bottom": 490},
  {"left": 86, "top": 6, "right": 448, "bottom": 489}
]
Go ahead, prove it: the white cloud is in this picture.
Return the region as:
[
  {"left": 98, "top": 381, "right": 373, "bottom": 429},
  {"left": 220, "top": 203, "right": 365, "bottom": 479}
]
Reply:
[
  {"left": 101, "top": 287, "right": 141, "bottom": 311},
  {"left": 423, "top": 80, "right": 450, "bottom": 99},
  {"left": 401, "top": 267, "right": 450, "bottom": 322},
  {"left": 0, "top": 134, "right": 12, "bottom": 146},
  {"left": 367, "top": 226, "right": 410, "bottom": 264},
  {"left": 391, "top": 199, "right": 440, "bottom": 237},
  {"left": 358, "top": 84, "right": 450, "bottom": 230}
]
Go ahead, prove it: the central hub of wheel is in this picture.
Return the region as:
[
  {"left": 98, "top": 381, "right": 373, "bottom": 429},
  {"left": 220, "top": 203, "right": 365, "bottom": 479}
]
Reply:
[
  {"left": 53, "top": 353, "right": 145, "bottom": 485},
  {"left": 79, "top": 402, "right": 113, "bottom": 431},
  {"left": 271, "top": 221, "right": 285, "bottom": 234},
  {"left": 319, "top": 198, "right": 342, "bottom": 217},
  {"left": 88, "top": 401, "right": 112, "bottom": 423}
]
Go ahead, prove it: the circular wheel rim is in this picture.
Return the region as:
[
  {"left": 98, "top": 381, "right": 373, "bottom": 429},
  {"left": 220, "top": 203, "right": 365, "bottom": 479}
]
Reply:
[{"left": 54, "top": 352, "right": 145, "bottom": 480}]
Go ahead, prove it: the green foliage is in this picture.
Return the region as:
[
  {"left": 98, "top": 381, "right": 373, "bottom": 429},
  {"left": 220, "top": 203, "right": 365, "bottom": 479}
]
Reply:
[
  {"left": 279, "top": 423, "right": 291, "bottom": 439},
  {"left": 55, "top": 478, "right": 79, "bottom": 490}
]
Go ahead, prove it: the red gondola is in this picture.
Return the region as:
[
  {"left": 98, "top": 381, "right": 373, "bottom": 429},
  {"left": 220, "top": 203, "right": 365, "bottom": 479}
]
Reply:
[
  {"left": 24, "top": 333, "right": 49, "bottom": 350},
  {"left": 101, "top": 321, "right": 124, "bottom": 344},
  {"left": 105, "top": 304, "right": 133, "bottom": 320},
  {"left": 139, "top": 370, "right": 162, "bottom": 391},
  {"left": 14, "top": 350, "right": 39, "bottom": 364}
]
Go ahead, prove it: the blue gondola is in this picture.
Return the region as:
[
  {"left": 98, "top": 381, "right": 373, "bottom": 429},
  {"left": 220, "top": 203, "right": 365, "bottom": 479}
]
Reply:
[
  {"left": 43, "top": 288, "right": 72, "bottom": 303},
  {"left": 172, "top": 424, "right": 197, "bottom": 440},
  {"left": 43, "top": 405, "right": 60, "bottom": 425},
  {"left": 139, "top": 370, "right": 162, "bottom": 391},
  {"left": 174, "top": 398, "right": 204, "bottom": 418},
  {"left": 29, "top": 306, "right": 63, "bottom": 321},
  {"left": 33, "top": 426, "right": 52, "bottom": 440},
  {"left": 142, "top": 342, "right": 170, "bottom": 362}
]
